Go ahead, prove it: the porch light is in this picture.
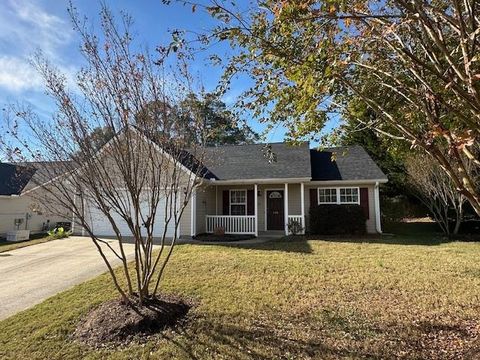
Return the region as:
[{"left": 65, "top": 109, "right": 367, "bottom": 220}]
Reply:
[{"left": 257, "top": 190, "right": 262, "bottom": 197}]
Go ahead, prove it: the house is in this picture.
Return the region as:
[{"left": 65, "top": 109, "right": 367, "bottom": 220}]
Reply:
[
  {"left": 192, "top": 142, "right": 387, "bottom": 236},
  {"left": 80, "top": 140, "right": 387, "bottom": 238},
  {"left": 1, "top": 138, "right": 387, "bottom": 239},
  {"left": 0, "top": 162, "right": 67, "bottom": 238}
]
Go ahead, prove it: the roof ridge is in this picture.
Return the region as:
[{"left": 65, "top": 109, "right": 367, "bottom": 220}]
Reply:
[{"left": 205, "top": 141, "right": 309, "bottom": 149}]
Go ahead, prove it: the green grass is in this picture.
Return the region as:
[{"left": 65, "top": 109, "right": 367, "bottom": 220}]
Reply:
[
  {"left": 0, "top": 233, "right": 52, "bottom": 253},
  {"left": 1, "top": 236, "right": 480, "bottom": 359}
]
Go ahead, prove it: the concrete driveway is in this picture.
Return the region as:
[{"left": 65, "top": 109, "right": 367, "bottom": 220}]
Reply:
[{"left": 0, "top": 236, "right": 136, "bottom": 321}]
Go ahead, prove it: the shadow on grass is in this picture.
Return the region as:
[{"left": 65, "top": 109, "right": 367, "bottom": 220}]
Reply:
[
  {"left": 223, "top": 237, "right": 314, "bottom": 254},
  {"left": 311, "top": 234, "right": 451, "bottom": 246},
  {"left": 163, "top": 312, "right": 480, "bottom": 360},
  {"left": 165, "top": 317, "right": 384, "bottom": 360}
]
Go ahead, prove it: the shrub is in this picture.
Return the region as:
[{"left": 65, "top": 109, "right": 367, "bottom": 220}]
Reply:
[
  {"left": 309, "top": 205, "right": 366, "bottom": 235},
  {"left": 287, "top": 219, "right": 304, "bottom": 235},
  {"left": 47, "top": 227, "right": 71, "bottom": 239}
]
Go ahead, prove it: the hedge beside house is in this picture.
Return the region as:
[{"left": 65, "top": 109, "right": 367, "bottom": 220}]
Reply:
[{"left": 309, "top": 204, "right": 366, "bottom": 235}]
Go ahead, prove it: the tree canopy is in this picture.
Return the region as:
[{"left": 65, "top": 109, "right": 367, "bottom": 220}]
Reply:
[
  {"left": 177, "top": 92, "right": 259, "bottom": 146},
  {"left": 177, "top": 0, "right": 480, "bottom": 215}
]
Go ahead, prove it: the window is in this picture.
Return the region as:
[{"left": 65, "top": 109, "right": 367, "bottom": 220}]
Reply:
[
  {"left": 339, "top": 188, "right": 359, "bottom": 204},
  {"left": 230, "top": 190, "right": 247, "bottom": 215},
  {"left": 318, "top": 188, "right": 337, "bottom": 204},
  {"left": 317, "top": 187, "right": 360, "bottom": 204},
  {"left": 268, "top": 191, "right": 282, "bottom": 199}
]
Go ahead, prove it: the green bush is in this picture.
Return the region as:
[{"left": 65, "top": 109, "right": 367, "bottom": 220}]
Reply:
[
  {"left": 309, "top": 205, "right": 366, "bottom": 235},
  {"left": 381, "top": 195, "right": 428, "bottom": 223}
]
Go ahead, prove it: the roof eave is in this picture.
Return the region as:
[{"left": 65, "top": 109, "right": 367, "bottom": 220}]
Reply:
[
  {"left": 205, "top": 177, "right": 312, "bottom": 185},
  {"left": 308, "top": 179, "right": 388, "bottom": 185}
]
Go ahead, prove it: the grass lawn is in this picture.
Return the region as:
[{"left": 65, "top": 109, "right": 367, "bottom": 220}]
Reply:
[
  {"left": 1, "top": 235, "right": 480, "bottom": 359},
  {"left": 0, "top": 233, "right": 52, "bottom": 253}
]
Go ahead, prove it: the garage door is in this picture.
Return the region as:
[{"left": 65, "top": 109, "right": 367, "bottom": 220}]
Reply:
[{"left": 86, "top": 195, "right": 176, "bottom": 238}]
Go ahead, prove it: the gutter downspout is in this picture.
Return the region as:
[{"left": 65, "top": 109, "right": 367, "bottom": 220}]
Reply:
[{"left": 374, "top": 181, "right": 382, "bottom": 234}]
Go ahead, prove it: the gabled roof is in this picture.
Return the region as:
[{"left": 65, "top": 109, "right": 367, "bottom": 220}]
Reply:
[
  {"left": 201, "top": 142, "right": 312, "bottom": 180},
  {"left": 21, "top": 161, "right": 74, "bottom": 192},
  {"left": 0, "top": 163, "right": 36, "bottom": 195},
  {"left": 310, "top": 146, "right": 387, "bottom": 181}
]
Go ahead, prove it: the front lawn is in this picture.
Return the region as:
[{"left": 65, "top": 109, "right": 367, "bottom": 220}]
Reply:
[
  {"left": 0, "top": 233, "right": 52, "bottom": 253},
  {"left": 1, "top": 236, "right": 480, "bottom": 359}
]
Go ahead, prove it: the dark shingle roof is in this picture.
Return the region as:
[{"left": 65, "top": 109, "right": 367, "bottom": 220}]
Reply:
[
  {"left": 310, "top": 146, "right": 387, "bottom": 181},
  {"left": 202, "top": 142, "right": 312, "bottom": 180},
  {"left": 0, "top": 163, "right": 36, "bottom": 195}
]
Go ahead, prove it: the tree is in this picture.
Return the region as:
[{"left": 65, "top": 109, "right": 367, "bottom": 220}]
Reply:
[
  {"left": 179, "top": 0, "right": 480, "bottom": 215},
  {"left": 338, "top": 101, "right": 410, "bottom": 197},
  {"left": 0, "top": 4, "right": 206, "bottom": 306},
  {"left": 406, "top": 153, "right": 468, "bottom": 235},
  {"left": 177, "top": 92, "right": 259, "bottom": 146}
]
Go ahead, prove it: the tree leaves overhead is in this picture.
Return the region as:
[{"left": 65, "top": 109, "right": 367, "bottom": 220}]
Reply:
[{"left": 172, "top": 0, "right": 480, "bottom": 215}]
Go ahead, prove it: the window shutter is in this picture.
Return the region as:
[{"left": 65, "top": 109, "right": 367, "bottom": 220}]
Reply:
[
  {"left": 309, "top": 188, "right": 318, "bottom": 209},
  {"left": 360, "top": 188, "right": 369, "bottom": 219},
  {"left": 223, "top": 190, "right": 230, "bottom": 215},
  {"left": 247, "top": 190, "right": 254, "bottom": 215}
]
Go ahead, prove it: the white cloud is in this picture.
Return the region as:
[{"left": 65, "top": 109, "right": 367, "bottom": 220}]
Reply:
[
  {"left": 0, "top": 56, "right": 42, "bottom": 92},
  {"left": 0, "top": 0, "right": 75, "bottom": 93}
]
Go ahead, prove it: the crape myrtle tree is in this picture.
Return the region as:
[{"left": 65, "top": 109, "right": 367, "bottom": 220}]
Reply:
[
  {"left": 172, "top": 0, "right": 480, "bottom": 215},
  {"left": 406, "top": 152, "right": 467, "bottom": 235},
  {"left": 0, "top": 5, "right": 209, "bottom": 304}
]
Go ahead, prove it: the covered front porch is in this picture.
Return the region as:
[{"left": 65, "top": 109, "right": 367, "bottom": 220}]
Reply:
[{"left": 195, "top": 182, "right": 306, "bottom": 237}]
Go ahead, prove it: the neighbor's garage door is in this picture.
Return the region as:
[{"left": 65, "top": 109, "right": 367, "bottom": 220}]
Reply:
[{"left": 86, "top": 195, "right": 176, "bottom": 238}]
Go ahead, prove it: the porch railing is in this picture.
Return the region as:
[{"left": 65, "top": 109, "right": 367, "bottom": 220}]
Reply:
[
  {"left": 206, "top": 215, "right": 256, "bottom": 234},
  {"left": 287, "top": 215, "right": 305, "bottom": 234}
]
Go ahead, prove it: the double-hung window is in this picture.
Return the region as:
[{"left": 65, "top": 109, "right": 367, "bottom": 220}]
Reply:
[
  {"left": 230, "top": 190, "right": 247, "bottom": 215},
  {"left": 317, "top": 187, "right": 360, "bottom": 204},
  {"left": 339, "top": 188, "right": 359, "bottom": 204},
  {"left": 318, "top": 188, "right": 337, "bottom": 204}
]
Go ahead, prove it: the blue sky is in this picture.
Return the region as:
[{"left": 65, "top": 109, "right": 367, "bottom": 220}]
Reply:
[{"left": 0, "top": 0, "right": 335, "bottom": 144}]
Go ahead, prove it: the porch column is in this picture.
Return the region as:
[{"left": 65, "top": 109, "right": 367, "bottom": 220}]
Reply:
[
  {"left": 190, "top": 188, "right": 197, "bottom": 237},
  {"left": 254, "top": 184, "right": 258, "bottom": 237},
  {"left": 300, "top": 182, "right": 305, "bottom": 234},
  {"left": 284, "top": 183, "right": 289, "bottom": 235}
]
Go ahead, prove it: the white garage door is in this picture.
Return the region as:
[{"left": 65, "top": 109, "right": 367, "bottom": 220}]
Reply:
[{"left": 86, "top": 195, "right": 176, "bottom": 238}]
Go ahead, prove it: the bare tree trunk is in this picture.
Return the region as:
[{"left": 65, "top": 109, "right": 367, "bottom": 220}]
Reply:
[{"left": 453, "top": 204, "right": 464, "bottom": 235}]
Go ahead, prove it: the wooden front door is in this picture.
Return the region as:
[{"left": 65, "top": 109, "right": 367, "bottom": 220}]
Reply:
[{"left": 266, "top": 190, "right": 284, "bottom": 230}]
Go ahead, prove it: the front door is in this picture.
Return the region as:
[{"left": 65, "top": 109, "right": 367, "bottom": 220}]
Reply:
[{"left": 266, "top": 190, "right": 284, "bottom": 230}]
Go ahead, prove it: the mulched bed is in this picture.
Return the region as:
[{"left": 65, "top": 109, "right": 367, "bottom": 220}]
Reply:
[
  {"left": 73, "top": 294, "right": 193, "bottom": 348},
  {"left": 194, "top": 233, "right": 255, "bottom": 242}
]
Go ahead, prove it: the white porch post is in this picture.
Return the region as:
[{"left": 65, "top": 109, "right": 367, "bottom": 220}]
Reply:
[
  {"left": 300, "top": 182, "right": 305, "bottom": 234},
  {"left": 190, "top": 188, "right": 197, "bottom": 237},
  {"left": 254, "top": 184, "right": 258, "bottom": 237},
  {"left": 374, "top": 182, "right": 382, "bottom": 234},
  {"left": 284, "top": 183, "right": 289, "bottom": 235}
]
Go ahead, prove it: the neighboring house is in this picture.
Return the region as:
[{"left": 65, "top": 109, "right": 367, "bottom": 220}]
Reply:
[
  {"left": 81, "top": 140, "right": 387, "bottom": 237},
  {"left": 0, "top": 162, "right": 67, "bottom": 238}
]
